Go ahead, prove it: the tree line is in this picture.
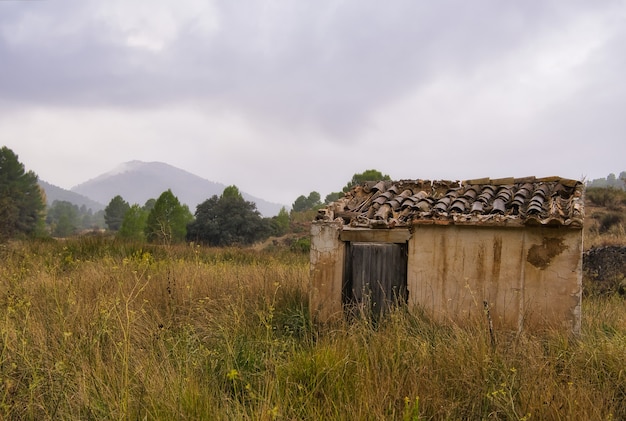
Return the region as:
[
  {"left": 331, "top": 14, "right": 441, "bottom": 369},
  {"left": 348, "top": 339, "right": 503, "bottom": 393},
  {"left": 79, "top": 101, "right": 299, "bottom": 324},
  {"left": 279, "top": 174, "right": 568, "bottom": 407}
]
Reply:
[
  {"left": 586, "top": 172, "right": 626, "bottom": 190},
  {"left": 1, "top": 146, "right": 390, "bottom": 246}
]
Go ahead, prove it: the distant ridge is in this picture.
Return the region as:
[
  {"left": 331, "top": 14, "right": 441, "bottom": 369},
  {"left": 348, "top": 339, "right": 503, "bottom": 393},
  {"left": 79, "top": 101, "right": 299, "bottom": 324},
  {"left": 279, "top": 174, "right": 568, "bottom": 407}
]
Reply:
[
  {"left": 70, "top": 161, "right": 284, "bottom": 217},
  {"left": 39, "top": 180, "right": 105, "bottom": 212}
]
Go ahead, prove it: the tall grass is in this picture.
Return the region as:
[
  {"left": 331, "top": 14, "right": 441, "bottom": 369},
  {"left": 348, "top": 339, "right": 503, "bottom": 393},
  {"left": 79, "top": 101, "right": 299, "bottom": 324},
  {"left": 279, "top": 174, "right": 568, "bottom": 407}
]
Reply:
[{"left": 0, "top": 237, "right": 624, "bottom": 420}]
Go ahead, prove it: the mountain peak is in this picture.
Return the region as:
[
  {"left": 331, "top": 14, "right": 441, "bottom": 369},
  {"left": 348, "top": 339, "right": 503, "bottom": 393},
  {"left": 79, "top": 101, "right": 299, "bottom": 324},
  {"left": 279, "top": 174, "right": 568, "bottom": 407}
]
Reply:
[
  {"left": 70, "top": 161, "right": 284, "bottom": 216},
  {"left": 80, "top": 160, "right": 151, "bottom": 185}
]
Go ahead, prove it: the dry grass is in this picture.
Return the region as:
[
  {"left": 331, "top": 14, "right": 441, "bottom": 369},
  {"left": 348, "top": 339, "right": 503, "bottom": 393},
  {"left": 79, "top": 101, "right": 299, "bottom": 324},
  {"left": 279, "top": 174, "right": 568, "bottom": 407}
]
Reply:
[
  {"left": 583, "top": 200, "right": 626, "bottom": 249},
  {"left": 0, "top": 237, "right": 624, "bottom": 420}
]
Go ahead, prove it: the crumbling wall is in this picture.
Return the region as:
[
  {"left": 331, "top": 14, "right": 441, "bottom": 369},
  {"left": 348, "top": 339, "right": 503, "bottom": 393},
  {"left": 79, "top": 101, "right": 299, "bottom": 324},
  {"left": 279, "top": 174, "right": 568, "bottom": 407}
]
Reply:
[{"left": 309, "top": 221, "right": 344, "bottom": 323}]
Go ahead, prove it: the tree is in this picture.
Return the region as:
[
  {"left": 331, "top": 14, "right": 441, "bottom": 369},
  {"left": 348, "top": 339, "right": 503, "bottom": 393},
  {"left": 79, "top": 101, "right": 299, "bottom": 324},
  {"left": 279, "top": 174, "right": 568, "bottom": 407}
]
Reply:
[
  {"left": 143, "top": 198, "right": 156, "bottom": 212},
  {"left": 342, "top": 169, "right": 391, "bottom": 193},
  {"left": 104, "top": 195, "right": 130, "bottom": 231},
  {"left": 324, "top": 191, "right": 344, "bottom": 205},
  {"left": 118, "top": 204, "right": 148, "bottom": 241},
  {"left": 269, "top": 206, "right": 290, "bottom": 236},
  {"left": 0, "top": 146, "right": 46, "bottom": 240},
  {"left": 291, "top": 191, "right": 322, "bottom": 212},
  {"left": 187, "top": 185, "right": 269, "bottom": 246},
  {"left": 322, "top": 170, "right": 391, "bottom": 205},
  {"left": 46, "top": 200, "right": 80, "bottom": 237},
  {"left": 586, "top": 171, "right": 626, "bottom": 191},
  {"left": 145, "top": 190, "right": 193, "bottom": 244}
]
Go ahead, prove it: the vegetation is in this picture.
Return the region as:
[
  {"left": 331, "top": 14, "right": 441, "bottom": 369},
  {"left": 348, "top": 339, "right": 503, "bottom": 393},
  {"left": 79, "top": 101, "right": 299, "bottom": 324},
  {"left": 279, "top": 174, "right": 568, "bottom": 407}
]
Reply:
[
  {"left": 291, "top": 191, "right": 322, "bottom": 212},
  {"left": 145, "top": 189, "right": 193, "bottom": 245},
  {"left": 269, "top": 206, "right": 290, "bottom": 237},
  {"left": 187, "top": 186, "right": 269, "bottom": 247},
  {"left": 45, "top": 201, "right": 105, "bottom": 237},
  {"left": 0, "top": 238, "right": 623, "bottom": 420},
  {"left": 104, "top": 195, "right": 131, "bottom": 231},
  {"left": 584, "top": 186, "right": 626, "bottom": 248},
  {"left": 46, "top": 200, "right": 81, "bottom": 237},
  {"left": 118, "top": 204, "right": 149, "bottom": 241},
  {"left": 586, "top": 187, "right": 626, "bottom": 209},
  {"left": 0, "top": 146, "right": 46, "bottom": 241},
  {"left": 586, "top": 172, "right": 626, "bottom": 190},
  {"left": 324, "top": 169, "right": 391, "bottom": 204}
]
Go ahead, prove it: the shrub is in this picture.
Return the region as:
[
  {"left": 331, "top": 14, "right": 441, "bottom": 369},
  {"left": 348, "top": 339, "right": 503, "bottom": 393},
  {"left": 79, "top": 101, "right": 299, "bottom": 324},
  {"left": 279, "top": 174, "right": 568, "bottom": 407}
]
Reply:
[{"left": 586, "top": 187, "right": 626, "bottom": 209}]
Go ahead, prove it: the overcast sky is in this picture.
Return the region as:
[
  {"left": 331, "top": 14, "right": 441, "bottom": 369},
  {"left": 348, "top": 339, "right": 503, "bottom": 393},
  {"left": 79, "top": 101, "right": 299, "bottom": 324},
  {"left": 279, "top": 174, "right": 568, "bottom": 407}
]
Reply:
[{"left": 1, "top": 0, "right": 625, "bottom": 206}]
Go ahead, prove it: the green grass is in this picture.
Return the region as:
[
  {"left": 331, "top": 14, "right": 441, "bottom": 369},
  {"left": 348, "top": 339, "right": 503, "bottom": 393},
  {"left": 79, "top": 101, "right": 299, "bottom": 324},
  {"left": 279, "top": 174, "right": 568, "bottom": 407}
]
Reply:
[{"left": 0, "top": 238, "right": 624, "bottom": 420}]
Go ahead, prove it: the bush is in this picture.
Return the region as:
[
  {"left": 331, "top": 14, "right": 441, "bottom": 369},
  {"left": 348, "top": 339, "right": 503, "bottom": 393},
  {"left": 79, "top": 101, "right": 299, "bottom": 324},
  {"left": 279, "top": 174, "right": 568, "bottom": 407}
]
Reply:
[
  {"left": 290, "top": 237, "right": 310, "bottom": 253},
  {"left": 586, "top": 187, "right": 626, "bottom": 209},
  {"left": 592, "top": 211, "right": 624, "bottom": 234}
]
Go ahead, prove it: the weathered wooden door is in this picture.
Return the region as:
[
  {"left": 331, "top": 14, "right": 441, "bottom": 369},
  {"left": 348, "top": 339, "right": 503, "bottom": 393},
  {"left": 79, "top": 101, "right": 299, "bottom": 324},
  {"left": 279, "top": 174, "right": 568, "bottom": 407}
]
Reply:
[{"left": 343, "top": 242, "right": 408, "bottom": 318}]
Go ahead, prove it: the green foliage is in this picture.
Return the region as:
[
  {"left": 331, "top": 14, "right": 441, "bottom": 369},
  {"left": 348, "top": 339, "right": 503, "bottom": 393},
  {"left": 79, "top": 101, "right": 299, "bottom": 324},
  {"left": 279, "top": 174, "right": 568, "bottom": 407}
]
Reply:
[
  {"left": 79, "top": 205, "right": 105, "bottom": 230},
  {"left": 292, "top": 191, "right": 322, "bottom": 212},
  {"left": 222, "top": 185, "right": 243, "bottom": 199},
  {"left": 143, "top": 198, "right": 156, "bottom": 212},
  {"left": 290, "top": 236, "right": 310, "bottom": 253},
  {"left": 144, "top": 190, "right": 193, "bottom": 244},
  {"left": 104, "top": 195, "right": 130, "bottom": 231},
  {"left": 324, "top": 191, "right": 344, "bottom": 204},
  {"left": 321, "top": 169, "right": 391, "bottom": 206},
  {"left": 0, "top": 146, "right": 46, "bottom": 241},
  {"left": 342, "top": 169, "right": 391, "bottom": 193},
  {"left": 46, "top": 200, "right": 81, "bottom": 237},
  {"left": 118, "top": 204, "right": 148, "bottom": 241},
  {"left": 187, "top": 186, "right": 270, "bottom": 246},
  {"left": 269, "top": 207, "right": 290, "bottom": 236}
]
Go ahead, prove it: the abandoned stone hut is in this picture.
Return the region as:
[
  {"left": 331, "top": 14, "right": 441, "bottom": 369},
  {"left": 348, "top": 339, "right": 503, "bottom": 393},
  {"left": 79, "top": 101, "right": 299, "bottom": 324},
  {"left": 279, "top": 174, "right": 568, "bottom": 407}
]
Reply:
[{"left": 310, "top": 176, "right": 584, "bottom": 333}]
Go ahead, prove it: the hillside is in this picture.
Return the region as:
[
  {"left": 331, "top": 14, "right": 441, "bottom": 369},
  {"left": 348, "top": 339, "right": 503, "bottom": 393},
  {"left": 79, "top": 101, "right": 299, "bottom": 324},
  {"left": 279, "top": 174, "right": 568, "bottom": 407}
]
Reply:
[
  {"left": 39, "top": 180, "right": 105, "bottom": 212},
  {"left": 70, "top": 161, "right": 284, "bottom": 217}
]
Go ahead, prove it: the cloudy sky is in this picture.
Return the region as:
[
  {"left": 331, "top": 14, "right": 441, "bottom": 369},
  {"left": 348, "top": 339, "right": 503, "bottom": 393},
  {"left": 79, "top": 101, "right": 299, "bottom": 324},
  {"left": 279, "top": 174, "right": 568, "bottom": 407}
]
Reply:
[{"left": 1, "top": 0, "right": 625, "bottom": 206}]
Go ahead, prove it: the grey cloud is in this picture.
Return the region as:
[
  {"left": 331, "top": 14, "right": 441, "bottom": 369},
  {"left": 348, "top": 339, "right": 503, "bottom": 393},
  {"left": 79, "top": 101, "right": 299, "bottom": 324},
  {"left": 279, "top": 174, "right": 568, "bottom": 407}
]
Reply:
[{"left": 0, "top": 0, "right": 622, "bottom": 140}]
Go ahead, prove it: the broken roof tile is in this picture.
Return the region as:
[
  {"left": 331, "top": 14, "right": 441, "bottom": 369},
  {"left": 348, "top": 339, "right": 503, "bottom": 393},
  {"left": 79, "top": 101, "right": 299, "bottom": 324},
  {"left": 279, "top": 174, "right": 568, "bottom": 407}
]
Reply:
[{"left": 319, "top": 176, "right": 584, "bottom": 228}]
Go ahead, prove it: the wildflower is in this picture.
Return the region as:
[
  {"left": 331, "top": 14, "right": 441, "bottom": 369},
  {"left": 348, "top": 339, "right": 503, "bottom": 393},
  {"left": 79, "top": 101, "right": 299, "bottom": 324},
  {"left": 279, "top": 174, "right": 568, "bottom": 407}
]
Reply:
[
  {"left": 268, "top": 406, "right": 279, "bottom": 418},
  {"left": 227, "top": 369, "right": 239, "bottom": 381}
]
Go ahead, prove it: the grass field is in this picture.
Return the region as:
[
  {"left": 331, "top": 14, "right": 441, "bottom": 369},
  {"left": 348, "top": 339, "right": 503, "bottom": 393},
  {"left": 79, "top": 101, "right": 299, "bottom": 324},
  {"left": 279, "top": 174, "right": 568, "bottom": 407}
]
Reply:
[{"left": 0, "top": 237, "right": 624, "bottom": 420}]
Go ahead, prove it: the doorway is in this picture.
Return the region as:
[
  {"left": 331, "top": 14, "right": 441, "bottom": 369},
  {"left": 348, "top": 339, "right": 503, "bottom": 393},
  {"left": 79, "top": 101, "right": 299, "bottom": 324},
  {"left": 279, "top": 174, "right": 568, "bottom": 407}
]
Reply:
[{"left": 343, "top": 242, "right": 408, "bottom": 318}]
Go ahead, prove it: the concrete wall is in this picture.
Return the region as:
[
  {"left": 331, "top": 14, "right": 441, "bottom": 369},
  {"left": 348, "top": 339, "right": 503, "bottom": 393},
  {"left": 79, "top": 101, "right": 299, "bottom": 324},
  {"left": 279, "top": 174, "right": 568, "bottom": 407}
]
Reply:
[
  {"left": 309, "top": 221, "right": 345, "bottom": 323},
  {"left": 408, "top": 225, "right": 582, "bottom": 333},
  {"left": 310, "top": 222, "right": 583, "bottom": 333}
]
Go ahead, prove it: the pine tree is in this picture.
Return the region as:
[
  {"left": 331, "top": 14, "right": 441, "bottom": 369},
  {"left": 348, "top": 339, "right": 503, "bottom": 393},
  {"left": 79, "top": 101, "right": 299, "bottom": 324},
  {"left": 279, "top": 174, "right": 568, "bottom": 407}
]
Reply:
[
  {"left": 145, "top": 190, "right": 193, "bottom": 244},
  {"left": 0, "top": 147, "right": 46, "bottom": 241}
]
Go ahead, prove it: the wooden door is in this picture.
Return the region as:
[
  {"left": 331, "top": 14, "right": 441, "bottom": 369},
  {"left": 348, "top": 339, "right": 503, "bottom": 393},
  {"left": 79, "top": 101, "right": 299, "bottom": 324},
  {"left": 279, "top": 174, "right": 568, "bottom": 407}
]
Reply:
[{"left": 343, "top": 242, "right": 408, "bottom": 318}]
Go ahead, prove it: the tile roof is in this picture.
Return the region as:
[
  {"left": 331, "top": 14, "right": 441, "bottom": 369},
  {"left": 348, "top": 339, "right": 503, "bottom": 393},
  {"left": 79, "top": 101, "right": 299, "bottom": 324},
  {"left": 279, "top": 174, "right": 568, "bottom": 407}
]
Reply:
[{"left": 317, "top": 176, "right": 584, "bottom": 229}]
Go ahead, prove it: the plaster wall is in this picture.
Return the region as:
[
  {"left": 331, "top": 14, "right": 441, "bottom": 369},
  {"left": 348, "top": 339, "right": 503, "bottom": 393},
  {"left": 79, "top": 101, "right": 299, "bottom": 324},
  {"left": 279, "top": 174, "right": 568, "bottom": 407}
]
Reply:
[
  {"left": 309, "top": 223, "right": 583, "bottom": 332},
  {"left": 309, "top": 221, "right": 344, "bottom": 323},
  {"left": 407, "top": 225, "right": 582, "bottom": 332}
]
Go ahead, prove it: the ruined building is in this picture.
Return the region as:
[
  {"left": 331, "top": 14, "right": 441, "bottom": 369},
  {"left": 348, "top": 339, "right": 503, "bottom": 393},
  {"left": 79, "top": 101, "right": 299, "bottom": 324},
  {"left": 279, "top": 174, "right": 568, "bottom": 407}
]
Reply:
[{"left": 310, "top": 177, "right": 584, "bottom": 333}]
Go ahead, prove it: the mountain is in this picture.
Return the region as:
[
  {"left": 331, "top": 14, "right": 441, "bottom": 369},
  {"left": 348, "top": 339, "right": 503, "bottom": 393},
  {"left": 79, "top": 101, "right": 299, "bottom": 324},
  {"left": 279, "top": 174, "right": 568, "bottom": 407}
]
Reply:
[
  {"left": 70, "top": 161, "right": 284, "bottom": 217},
  {"left": 39, "top": 180, "right": 105, "bottom": 212}
]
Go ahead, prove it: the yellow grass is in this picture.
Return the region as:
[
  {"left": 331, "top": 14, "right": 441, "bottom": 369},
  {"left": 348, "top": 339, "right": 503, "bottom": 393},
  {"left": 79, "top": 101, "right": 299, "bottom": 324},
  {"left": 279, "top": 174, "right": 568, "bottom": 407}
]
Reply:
[{"left": 0, "top": 237, "right": 624, "bottom": 420}]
